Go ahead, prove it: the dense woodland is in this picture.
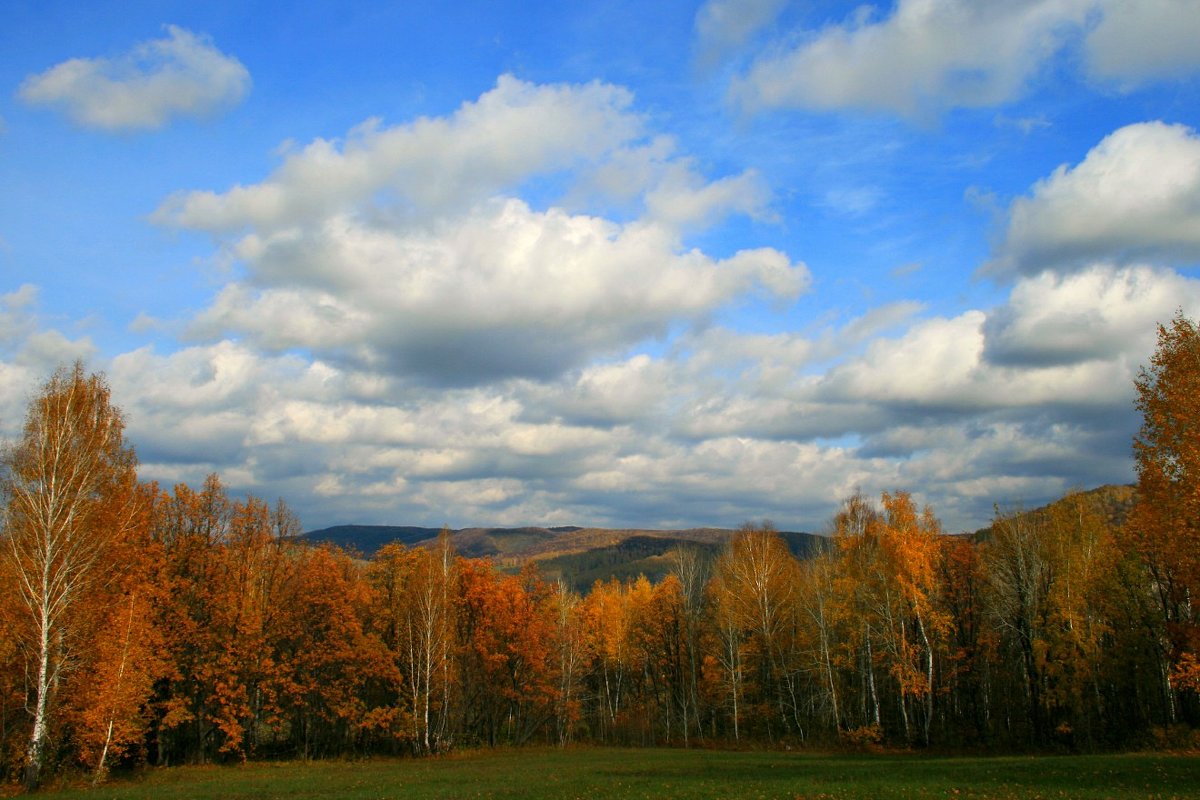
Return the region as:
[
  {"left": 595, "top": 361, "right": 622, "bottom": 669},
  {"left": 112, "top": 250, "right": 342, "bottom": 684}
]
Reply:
[{"left": 1, "top": 315, "right": 1199, "bottom": 788}]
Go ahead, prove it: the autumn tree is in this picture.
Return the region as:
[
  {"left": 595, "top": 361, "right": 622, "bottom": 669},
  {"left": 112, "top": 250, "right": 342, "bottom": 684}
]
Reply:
[
  {"left": 1040, "top": 493, "right": 1122, "bottom": 743},
  {"left": 640, "top": 575, "right": 692, "bottom": 744},
  {"left": 621, "top": 575, "right": 675, "bottom": 744},
  {"left": 456, "top": 561, "right": 557, "bottom": 746},
  {"left": 1130, "top": 311, "right": 1200, "bottom": 719},
  {"left": 60, "top": 479, "right": 164, "bottom": 783},
  {"left": 582, "top": 577, "right": 634, "bottom": 741},
  {"left": 147, "top": 475, "right": 232, "bottom": 764},
  {"left": 982, "top": 507, "right": 1055, "bottom": 743},
  {"left": 0, "top": 548, "right": 30, "bottom": 774},
  {"left": 830, "top": 493, "right": 885, "bottom": 735},
  {"left": 875, "top": 492, "right": 947, "bottom": 745},
  {"left": 709, "top": 522, "right": 802, "bottom": 740},
  {"left": 369, "top": 531, "right": 458, "bottom": 754},
  {"left": 147, "top": 480, "right": 312, "bottom": 763},
  {"left": 272, "top": 544, "right": 397, "bottom": 758},
  {"left": 936, "top": 535, "right": 991, "bottom": 743},
  {"left": 795, "top": 548, "right": 842, "bottom": 734},
  {"left": 668, "top": 545, "right": 709, "bottom": 744},
  {"left": 1, "top": 364, "right": 142, "bottom": 788},
  {"left": 549, "top": 580, "right": 585, "bottom": 745}
]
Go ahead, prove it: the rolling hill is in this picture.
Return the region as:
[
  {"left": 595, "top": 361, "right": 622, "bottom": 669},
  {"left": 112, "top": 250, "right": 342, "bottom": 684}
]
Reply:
[{"left": 302, "top": 522, "right": 825, "bottom": 591}]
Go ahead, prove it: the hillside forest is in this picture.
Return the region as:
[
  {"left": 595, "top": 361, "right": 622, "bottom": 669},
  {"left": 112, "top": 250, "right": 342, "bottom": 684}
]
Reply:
[{"left": 1, "top": 315, "right": 1199, "bottom": 788}]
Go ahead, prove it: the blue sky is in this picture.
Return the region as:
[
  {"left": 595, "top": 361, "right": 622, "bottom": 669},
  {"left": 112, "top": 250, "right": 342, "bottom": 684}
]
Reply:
[{"left": 3, "top": 0, "right": 1200, "bottom": 532}]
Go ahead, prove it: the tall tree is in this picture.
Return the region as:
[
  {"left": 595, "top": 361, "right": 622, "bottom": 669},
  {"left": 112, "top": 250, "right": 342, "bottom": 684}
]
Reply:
[
  {"left": 148, "top": 475, "right": 232, "bottom": 765},
  {"left": 1130, "top": 311, "right": 1200, "bottom": 719},
  {"left": 983, "top": 507, "right": 1054, "bottom": 743},
  {"left": 369, "top": 531, "right": 457, "bottom": 754},
  {"left": 668, "top": 545, "right": 709, "bottom": 744},
  {"left": 273, "top": 544, "right": 397, "bottom": 759},
  {"left": 549, "top": 579, "right": 585, "bottom": 746},
  {"left": 1, "top": 364, "right": 140, "bottom": 788},
  {"left": 831, "top": 493, "right": 885, "bottom": 733},
  {"left": 875, "top": 492, "right": 947, "bottom": 745},
  {"left": 796, "top": 549, "right": 842, "bottom": 734},
  {"left": 710, "top": 522, "right": 801, "bottom": 740},
  {"left": 582, "top": 577, "right": 634, "bottom": 742},
  {"left": 61, "top": 479, "right": 164, "bottom": 783}
]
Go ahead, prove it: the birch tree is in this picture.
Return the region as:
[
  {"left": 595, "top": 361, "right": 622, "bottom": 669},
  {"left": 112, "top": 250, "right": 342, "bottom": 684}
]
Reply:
[{"left": 1, "top": 364, "right": 139, "bottom": 788}]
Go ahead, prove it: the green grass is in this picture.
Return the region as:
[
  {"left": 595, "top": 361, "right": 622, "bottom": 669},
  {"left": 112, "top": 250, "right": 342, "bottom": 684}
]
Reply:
[{"left": 28, "top": 747, "right": 1200, "bottom": 800}]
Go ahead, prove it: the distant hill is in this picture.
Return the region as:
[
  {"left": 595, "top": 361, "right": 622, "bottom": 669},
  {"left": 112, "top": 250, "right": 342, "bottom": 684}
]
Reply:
[
  {"left": 302, "top": 522, "right": 825, "bottom": 590},
  {"left": 971, "top": 484, "right": 1137, "bottom": 540},
  {"left": 303, "top": 524, "right": 443, "bottom": 555}
]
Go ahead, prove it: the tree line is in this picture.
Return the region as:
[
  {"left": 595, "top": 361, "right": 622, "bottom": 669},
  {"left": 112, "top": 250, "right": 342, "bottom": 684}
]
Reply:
[{"left": 1, "top": 313, "right": 1199, "bottom": 787}]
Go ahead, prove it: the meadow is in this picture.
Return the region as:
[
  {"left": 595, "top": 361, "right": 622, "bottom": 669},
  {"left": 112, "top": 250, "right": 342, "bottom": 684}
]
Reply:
[{"left": 27, "top": 747, "right": 1200, "bottom": 800}]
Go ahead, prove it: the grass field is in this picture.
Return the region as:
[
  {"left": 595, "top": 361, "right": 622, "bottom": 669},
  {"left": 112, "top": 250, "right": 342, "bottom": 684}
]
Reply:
[{"left": 26, "top": 747, "right": 1200, "bottom": 800}]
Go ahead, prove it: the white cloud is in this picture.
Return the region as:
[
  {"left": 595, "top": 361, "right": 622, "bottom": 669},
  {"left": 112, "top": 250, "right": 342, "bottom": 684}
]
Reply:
[
  {"left": 154, "top": 77, "right": 803, "bottom": 386},
  {"left": 0, "top": 286, "right": 99, "bottom": 441},
  {"left": 155, "top": 75, "right": 641, "bottom": 231},
  {"left": 186, "top": 200, "right": 808, "bottom": 384},
  {"left": 1085, "top": 0, "right": 1200, "bottom": 85},
  {"left": 19, "top": 25, "right": 249, "bottom": 131},
  {"left": 569, "top": 136, "right": 773, "bottom": 228},
  {"left": 644, "top": 166, "right": 772, "bottom": 229},
  {"left": 517, "top": 354, "right": 677, "bottom": 427},
  {"left": 818, "top": 305, "right": 1134, "bottom": 414},
  {"left": 982, "top": 264, "right": 1200, "bottom": 366},
  {"left": 730, "top": 0, "right": 1091, "bottom": 117},
  {"left": 988, "top": 122, "right": 1200, "bottom": 277},
  {"left": 821, "top": 185, "right": 882, "bottom": 217},
  {"left": 694, "top": 0, "right": 787, "bottom": 65},
  {"left": 722, "top": 1, "right": 1200, "bottom": 119}
]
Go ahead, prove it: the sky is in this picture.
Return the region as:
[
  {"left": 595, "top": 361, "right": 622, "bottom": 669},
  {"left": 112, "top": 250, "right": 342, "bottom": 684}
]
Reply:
[{"left": 2, "top": 0, "right": 1200, "bottom": 534}]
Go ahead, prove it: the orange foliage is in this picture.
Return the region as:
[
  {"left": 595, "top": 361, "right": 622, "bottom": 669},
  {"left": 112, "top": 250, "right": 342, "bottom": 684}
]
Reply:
[{"left": 1131, "top": 311, "right": 1200, "bottom": 694}]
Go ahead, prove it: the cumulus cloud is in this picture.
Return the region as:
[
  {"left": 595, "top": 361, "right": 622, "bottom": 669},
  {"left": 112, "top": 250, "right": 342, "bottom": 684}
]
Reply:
[
  {"left": 0, "top": 284, "right": 39, "bottom": 345},
  {"left": 19, "top": 25, "right": 249, "bottom": 131},
  {"left": 815, "top": 293, "right": 1153, "bottom": 418},
  {"left": 186, "top": 201, "right": 807, "bottom": 384},
  {"left": 1085, "top": 0, "right": 1200, "bottom": 85},
  {"left": 730, "top": 0, "right": 1091, "bottom": 117},
  {"left": 155, "top": 75, "right": 641, "bottom": 230},
  {"left": 670, "top": 263, "right": 1194, "bottom": 485},
  {"left": 155, "top": 77, "right": 805, "bottom": 387},
  {"left": 725, "top": 1, "right": 1200, "bottom": 119},
  {"left": 982, "top": 264, "right": 1200, "bottom": 366},
  {"left": 987, "top": 122, "right": 1200, "bottom": 278}
]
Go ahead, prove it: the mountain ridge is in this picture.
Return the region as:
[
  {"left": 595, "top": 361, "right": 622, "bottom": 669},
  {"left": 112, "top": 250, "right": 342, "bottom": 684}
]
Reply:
[{"left": 301, "top": 522, "right": 824, "bottom": 591}]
